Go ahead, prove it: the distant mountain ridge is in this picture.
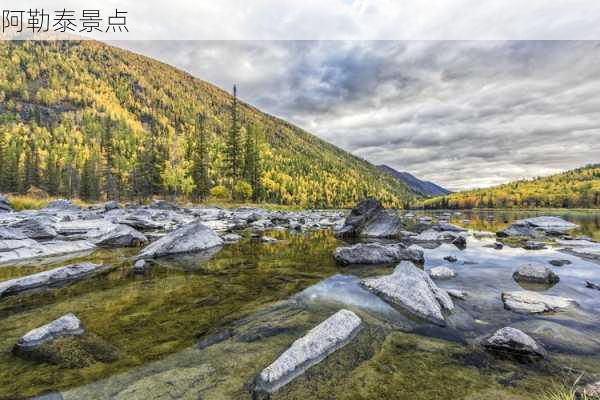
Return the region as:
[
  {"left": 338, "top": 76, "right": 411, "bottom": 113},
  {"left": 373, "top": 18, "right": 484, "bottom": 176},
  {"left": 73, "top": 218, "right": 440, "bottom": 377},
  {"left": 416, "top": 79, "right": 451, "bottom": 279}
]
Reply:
[{"left": 377, "top": 165, "right": 451, "bottom": 197}]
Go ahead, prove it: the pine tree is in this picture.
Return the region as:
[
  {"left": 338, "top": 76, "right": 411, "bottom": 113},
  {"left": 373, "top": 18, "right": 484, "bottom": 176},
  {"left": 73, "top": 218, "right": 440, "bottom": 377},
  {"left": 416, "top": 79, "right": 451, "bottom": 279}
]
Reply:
[
  {"left": 243, "top": 123, "right": 263, "bottom": 201},
  {"left": 192, "top": 113, "right": 211, "bottom": 201},
  {"left": 225, "top": 84, "right": 241, "bottom": 186}
]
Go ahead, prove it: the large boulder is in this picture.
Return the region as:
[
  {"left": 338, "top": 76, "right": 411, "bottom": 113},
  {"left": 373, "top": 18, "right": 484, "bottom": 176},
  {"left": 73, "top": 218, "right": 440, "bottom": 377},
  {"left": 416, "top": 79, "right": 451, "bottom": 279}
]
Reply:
[
  {"left": 9, "top": 216, "right": 57, "bottom": 239},
  {"left": 136, "top": 220, "right": 223, "bottom": 259},
  {"left": 513, "top": 263, "right": 559, "bottom": 285},
  {"left": 0, "top": 262, "right": 110, "bottom": 297},
  {"left": 502, "top": 291, "right": 576, "bottom": 314},
  {"left": 498, "top": 216, "right": 578, "bottom": 238},
  {"left": 255, "top": 309, "right": 362, "bottom": 393},
  {"left": 0, "top": 194, "right": 12, "bottom": 212},
  {"left": 360, "top": 261, "right": 454, "bottom": 326},
  {"left": 483, "top": 327, "right": 546, "bottom": 361},
  {"left": 334, "top": 242, "right": 423, "bottom": 265},
  {"left": 336, "top": 199, "right": 403, "bottom": 238}
]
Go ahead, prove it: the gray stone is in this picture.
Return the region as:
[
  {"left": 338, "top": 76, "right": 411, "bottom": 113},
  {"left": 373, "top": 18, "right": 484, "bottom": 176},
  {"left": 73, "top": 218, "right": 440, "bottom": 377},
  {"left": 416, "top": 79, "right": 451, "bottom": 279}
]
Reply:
[
  {"left": 9, "top": 217, "right": 57, "bottom": 239},
  {"left": 221, "top": 233, "right": 243, "bottom": 243},
  {"left": 360, "top": 261, "right": 454, "bottom": 326},
  {"left": 336, "top": 198, "right": 402, "bottom": 238},
  {"left": 585, "top": 280, "right": 600, "bottom": 291},
  {"left": 0, "top": 194, "right": 12, "bottom": 212},
  {"left": 447, "top": 289, "right": 467, "bottom": 300},
  {"left": 95, "top": 224, "right": 148, "bottom": 247},
  {"left": 261, "top": 236, "right": 278, "bottom": 243},
  {"left": 483, "top": 327, "right": 546, "bottom": 360},
  {"left": 0, "top": 226, "right": 27, "bottom": 240},
  {"left": 0, "top": 262, "right": 109, "bottom": 297},
  {"left": 444, "top": 255, "right": 457, "bottom": 263},
  {"left": 334, "top": 242, "right": 423, "bottom": 265},
  {"left": 498, "top": 216, "right": 578, "bottom": 238},
  {"left": 502, "top": 291, "right": 576, "bottom": 314},
  {"left": 15, "top": 313, "right": 84, "bottom": 350},
  {"left": 136, "top": 220, "right": 223, "bottom": 259},
  {"left": 523, "top": 240, "right": 546, "bottom": 250},
  {"left": 513, "top": 263, "right": 559, "bottom": 284},
  {"left": 133, "top": 259, "right": 147, "bottom": 274},
  {"left": 46, "top": 199, "right": 79, "bottom": 211},
  {"left": 0, "top": 240, "right": 96, "bottom": 265},
  {"left": 255, "top": 309, "right": 361, "bottom": 393},
  {"left": 429, "top": 266, "right": 456, "bottom": 280},
  {"left": 549, "top": 259, "right": 571, "bottom": 267},
  {"left": 118, "top": 214, "right": 165, "bottom": 231},
  {"left": 104, "top": 201, "right": 120, "bottom": 211}
]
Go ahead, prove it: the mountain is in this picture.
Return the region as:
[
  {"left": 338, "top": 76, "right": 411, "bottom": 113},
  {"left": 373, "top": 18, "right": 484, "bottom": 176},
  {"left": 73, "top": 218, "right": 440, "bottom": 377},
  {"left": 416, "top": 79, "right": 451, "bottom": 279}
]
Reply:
[
  {"left": 0, "top": 41, "right": 416, "bottom": 208},
  {"left": 377, "top": 165, "right": 451, "bottom": 197},
  {"left": 421, "top": 164, "right": 600, "bottom": 209}
]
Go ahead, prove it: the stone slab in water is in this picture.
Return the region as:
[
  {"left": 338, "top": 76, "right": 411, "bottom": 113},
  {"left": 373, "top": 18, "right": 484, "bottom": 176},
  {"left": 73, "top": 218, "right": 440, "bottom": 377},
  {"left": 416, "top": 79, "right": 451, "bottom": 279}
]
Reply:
[
  {"left": 15, "top": 313, "right": 84, "bottom": 350},
  {"left": 502, "top": 291, "right": 576, "bottom": 314},
  {"left": 0, "top": 239, "right": 96, "bottom": 265},
  {"left": 361, "top": 261, "right": 454, "bottom": 326},
  {"left": 255, "top": 309, "right": 362, "bottom": 393},
  {"left": 334, "top": 242, "right": 423, "bottom": 265},
  {"left": 136, "top": 220, "right": 223, "bottom": 259},
  {"left": 0, "top": 262, "right": 109, "bottom": 297},
  {"left": 498, "top": 216, "right": 578, "bottom": 237}
]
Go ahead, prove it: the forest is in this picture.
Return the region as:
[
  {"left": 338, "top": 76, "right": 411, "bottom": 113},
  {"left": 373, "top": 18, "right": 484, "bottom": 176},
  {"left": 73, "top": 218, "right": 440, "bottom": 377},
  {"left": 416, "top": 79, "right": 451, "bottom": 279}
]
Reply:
[
  {"left": 421, "top": 165, "right": 600, "bottom": 209},
  {"left": 0, "top": 41, "right": 415, "bottom": 209}
]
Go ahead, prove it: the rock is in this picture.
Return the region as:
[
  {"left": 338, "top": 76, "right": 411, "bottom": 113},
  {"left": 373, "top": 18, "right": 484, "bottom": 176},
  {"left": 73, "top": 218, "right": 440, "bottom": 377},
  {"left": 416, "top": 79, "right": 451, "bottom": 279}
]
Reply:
[
  {"left": 429, "top": 266, "right": 456, "bottom": 280},
  {"left": 221, "top": 233, "right": 243, "bottom": 243},
  {"left": 133, "top": 259, "right": 147, "bottom": 274},
  {"left": 0, "top": 226, "right": 27, "bottom": 240},
  {"left": 444, "top": 255, "right": 457, "bottom": 263},
  {"left": 452, "top": 235, "right": 467, "bottom": 249},
  {"left": 523, "top": 240, "right": 546, "bottom": 250},
  {"left": 360, "top": 261, "right": 454, "bottom": 326},
  {"left": 0, "top": 239, "right": 96, "bottom": 265},
  {"left": 433, "top": 222, "right": 466, "bottom": 232},
  {"left": 498, "top": 216, "right": 578, "bottom": 238},
  {"left": 512, "top": 320, "right": 600, "bottom": 355},
  {"left": 9, "top": 217, "right": 57, "bottom": 239},
  {"left": 0, "top": 262, "right": 110, "bottom": 297},
  {"left": 136, "top": 220, "right": 223, "bottom": 259},
  {"left": 560, "top": 241, "right": 600, "bottom": 261},
  {"left": 334, "top": 242, "right": 424, "bottom": 265},
  {"left": 549, "top": 259, "right": 571, "bottom": 267},
  {"left": 447, "top": 289, "right": 467, "bottom": 300},
  {"left": 255, "top": 309, "right": 362, "bottom": 393},
  {"left": 336, "top": 198, "right": 402, "bottom": 238},
  {"left": 483, "top": 327, "right": 546, "bottom": 361},
  {"left": 46, "top": 199, "right": 79, "bottom": 211},
  {"left": 261, "top": 236, "right": 278, "bottom": 243},
  {"left": 585, "top": 280, "right": 600, "bottom": 291},
  {"left": 94, "top": 224, "right": 148, "bottom": 247},
  {"left": 15, "top": 313, "right": 84, "bottom": 350},
  {"left": 512, "top": 263, "right": 560, "bottom": 284},
  {"left": 0, "top": 194, "right": 12, "bottom": 212},
  {"left": 118, "top": 214, "right": 165, "bottom": 231},
  {"left": 151, "top": 199, "right": 178, "bottom": 210},
  {"left": 501, "top": 291, "right": 576, "bottom": 314},
  {"left": 577, "top": 382, "right": 600, "bottom": 398},
  {"left": 104, "top": 200, "right": 120, "bottom": 211}
]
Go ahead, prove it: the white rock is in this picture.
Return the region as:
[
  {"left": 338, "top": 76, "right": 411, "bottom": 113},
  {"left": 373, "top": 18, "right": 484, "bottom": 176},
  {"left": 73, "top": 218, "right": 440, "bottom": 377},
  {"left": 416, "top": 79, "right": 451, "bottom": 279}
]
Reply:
[
  {"left": 0, "top": 240, "right": 96, "bottom": 265},
  {"left": 446, "top": 289, "right": 467, "bottom": 300},
  {"left": 483, "top": 327, "right": 545, "bottom": 359},
  {"left": 502, "top": 291, "right": 576, "bottom": 314},
  {"left": 16, "top": 313, "right": 84, "bottom": 350},
  {"left": 429, "top": 266, "right": 457, "bottom": 280},
  {"left": 361, "top": 261, "right": 454, "bottom": 326},
  {"left": 256, "top": 309, "right": 361, "bottom": 393},
  {"left": 513, "top": 263, "right": 559, "bottom": 284},
  {"left": 334, "top": 242, "right": 423, "bottom": 265}
]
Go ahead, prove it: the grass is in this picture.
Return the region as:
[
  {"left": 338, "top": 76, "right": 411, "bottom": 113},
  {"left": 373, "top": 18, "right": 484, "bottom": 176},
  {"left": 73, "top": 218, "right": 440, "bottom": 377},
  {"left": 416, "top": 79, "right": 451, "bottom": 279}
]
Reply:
[
  {"left": 539, "top": 376, "right": 589, "bottom": 400},
  {"left": 5, "top": 194, "right": 93, "bottom": 211}
]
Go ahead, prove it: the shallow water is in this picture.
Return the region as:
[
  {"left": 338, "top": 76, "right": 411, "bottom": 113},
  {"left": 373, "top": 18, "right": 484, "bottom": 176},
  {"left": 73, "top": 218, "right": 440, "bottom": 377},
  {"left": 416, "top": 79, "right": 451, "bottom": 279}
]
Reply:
[{"left": 1, "top": 211, "right": 600, "bottom": 399}]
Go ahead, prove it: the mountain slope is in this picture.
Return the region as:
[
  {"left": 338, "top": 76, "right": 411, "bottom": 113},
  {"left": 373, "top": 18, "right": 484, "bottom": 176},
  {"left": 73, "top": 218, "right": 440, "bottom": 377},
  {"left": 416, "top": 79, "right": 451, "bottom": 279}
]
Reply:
[
  {"left": 0, "top": 41, "right": 416, "bottom": 208},
  {"left": 378, "top": 165, "right": 451, "bottom": 197},
  {"left": 421, "top": 164, "right": 600, "bottom": 209}
]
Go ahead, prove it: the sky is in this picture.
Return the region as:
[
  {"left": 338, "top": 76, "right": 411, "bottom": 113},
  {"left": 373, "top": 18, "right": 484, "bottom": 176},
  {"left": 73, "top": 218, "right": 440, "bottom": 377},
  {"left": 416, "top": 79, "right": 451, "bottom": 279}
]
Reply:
[{"left": 113, "top": 40, "right": 600, "bottom": 191}]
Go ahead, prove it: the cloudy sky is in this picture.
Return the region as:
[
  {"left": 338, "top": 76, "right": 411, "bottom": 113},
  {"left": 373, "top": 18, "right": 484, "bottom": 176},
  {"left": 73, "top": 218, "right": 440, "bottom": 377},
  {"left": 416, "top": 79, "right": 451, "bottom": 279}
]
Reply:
[{"left": 113, "top": 40, "right": 600, "bottom": 191}]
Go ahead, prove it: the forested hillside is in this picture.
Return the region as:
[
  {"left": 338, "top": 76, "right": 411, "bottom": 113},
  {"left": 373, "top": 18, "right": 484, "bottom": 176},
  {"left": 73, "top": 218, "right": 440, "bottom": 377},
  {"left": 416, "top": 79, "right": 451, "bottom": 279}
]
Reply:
[
  {"left": 0, "top": 41, "right": 415, "bottom": 208},
  {"left": 422, "top": 165, "right": 600, "bottom": 209}
]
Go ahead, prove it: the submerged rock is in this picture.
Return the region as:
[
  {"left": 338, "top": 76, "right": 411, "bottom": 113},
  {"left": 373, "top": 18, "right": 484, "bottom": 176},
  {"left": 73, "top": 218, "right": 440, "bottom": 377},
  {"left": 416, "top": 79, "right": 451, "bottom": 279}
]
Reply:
[
  {"left": 14, "top": 313, "right": 84, "bottom": 351},
  {"left": 429, "top": 266, "right": 456, "bottom": 280},
  {"left": 0, "top": 262, "right": 110, "bottom": 297},
  {"left": 512, "top": 263, "right": 559, "bottom": 285},
  {"left": 501, "top": 291, "right": 576, "bottom": 314},
  {"left": 444, "top": 255, "right": 457, "bottom": 263},
  {"left": 360, "top": 261, "right": 454, "bottom": 326},
  {"left": 136, "top": 220, "right": 223, "bottom": 259},
  {"left": 336, "top": 198, "right": 402, "bottom": 238},
  {"left": 255, "top": 309, "right": 362, "bottom": 393},
  {"left": 585, "top": 280, "right": 600, "bottom": 291},
  {"left": 549, "top": 259, "right": 571, "bottom": 267},
  {"left": 498, "top": 216, "right": 578, "bottom": 238},
  {"left": 483, "top": 327, "right": 546, "bottom": 361},
  {"left": 334, "top": 242, "right": 423, "bottom": 265}
]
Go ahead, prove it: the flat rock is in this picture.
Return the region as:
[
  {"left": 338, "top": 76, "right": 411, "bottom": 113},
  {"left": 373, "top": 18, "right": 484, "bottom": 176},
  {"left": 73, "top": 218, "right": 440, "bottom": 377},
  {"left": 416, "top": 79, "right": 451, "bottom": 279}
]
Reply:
[
  {"left": 136, "top": 220, "right": 223, "bottom": 259},
  {"left": 549, "top": 259, "right": 571, "bottom": 267},
  {"left": 512, "top": 263, "right": 559, "bottom": 284},
  {"left": 429, "top": 266, "right": 456, "bottom": 280},
  {"left": 94, "top": 224, "right": 148, "bottom": 247},
  {"left": 498, "top": 216, "right": 578, "bottom": 238},
  {"left": 255, "top": 309, "right": 362, "bottom": 393},
  {"left": 0, "top": 262, "right": 109, "bottom": 297},
  {"left": 15, "top": 313, "right": 84, "bottom": 350},
  {"left": 361, "top": 261, "right": 454, "bottom": 326},
  {"left": 334, "top": 242, "right": 423, "bottom": 265},
  {"left": 9, "top": 217, "right": 57, "bottom": 239},
  {"left": 0, "top": 239, "right": 96, "bottom": 265},
  {"left": 483, "top": 327, "right": 546, "bottom": 360},
  {"left": 261, "top": 236, "right": 278, "bottom": 243},
  {"left": 0, "top": 226, "right": 27, "bottom": 240},
  {"left": 502, "top": 291, "right": 576, "bottom": 314}
]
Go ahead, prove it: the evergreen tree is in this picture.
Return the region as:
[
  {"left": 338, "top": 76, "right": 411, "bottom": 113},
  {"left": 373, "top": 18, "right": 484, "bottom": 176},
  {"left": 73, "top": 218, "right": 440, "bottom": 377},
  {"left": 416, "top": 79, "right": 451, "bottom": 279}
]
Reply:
[
  {"left": 225, "top": 84, "right": 241, "bottom": 186},
  {"left": 192, "top": 113, "right": 211, "bottom": 200},
  {"left": 242, "top": 123, "right": 263, "bottom": 201}
]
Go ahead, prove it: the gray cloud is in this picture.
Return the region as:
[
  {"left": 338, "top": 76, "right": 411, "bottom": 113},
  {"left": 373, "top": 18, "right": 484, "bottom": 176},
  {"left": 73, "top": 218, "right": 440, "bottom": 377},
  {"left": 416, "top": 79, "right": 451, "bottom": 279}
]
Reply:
[{"left": 112, "top": 40, "right": 600, "bottom": 191}]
